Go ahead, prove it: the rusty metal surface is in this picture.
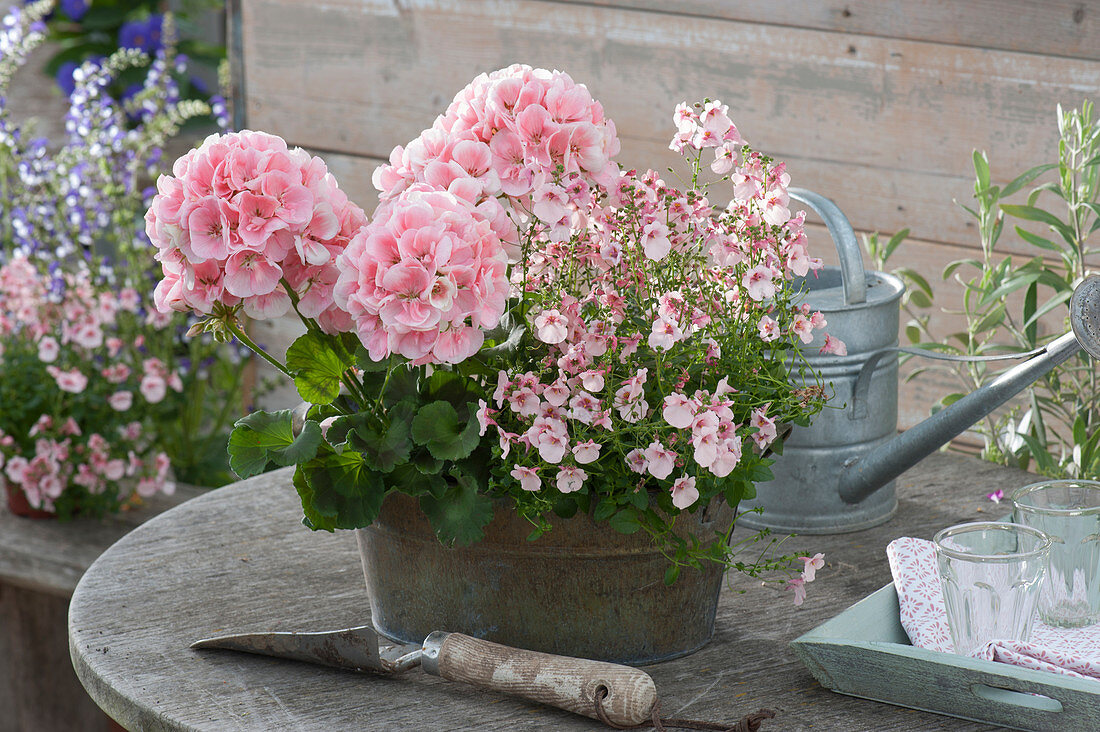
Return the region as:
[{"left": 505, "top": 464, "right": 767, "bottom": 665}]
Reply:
[{"left": 356, "top": 493, "right": 731, "bottom": 665}]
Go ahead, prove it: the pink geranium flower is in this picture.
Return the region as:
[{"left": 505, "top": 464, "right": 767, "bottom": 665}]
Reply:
[{"left": 147, "top": 130, "right": 365, "bottom": 328}]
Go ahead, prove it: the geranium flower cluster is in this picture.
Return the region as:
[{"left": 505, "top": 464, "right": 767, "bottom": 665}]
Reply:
[
  {"left": 146, "top": 130, "right": 368, "bottom": 331},
  {"left": 335, "top": 64, "right": 621, "bottom": 364},
  {"left": 372, "top": 63, "right": 620, "bottom": 207},
  {"left": 0, "top": 256, "right": 178, "bottom": 515},
  {"left": 334, "top": 185, "right": 509, "bottom": 364}
]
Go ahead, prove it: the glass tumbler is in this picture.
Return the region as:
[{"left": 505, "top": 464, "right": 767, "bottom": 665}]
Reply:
[
  {"left": 933, "top": 522, "right": 1051, "bottom": 656},
  {"left": 1011, "top": 480, "right": 1100, "bottom": 628}
]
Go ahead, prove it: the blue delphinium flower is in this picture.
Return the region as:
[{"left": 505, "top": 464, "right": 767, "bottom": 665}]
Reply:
[
  {"left": 118, "top": 14, "right": 163, "bottom": 55},
  {"left": 58, "top": 0, "right": 88, "bottom": 22},
  {"left": 55, "top": 60, "right": 77, "bottom": 94}
]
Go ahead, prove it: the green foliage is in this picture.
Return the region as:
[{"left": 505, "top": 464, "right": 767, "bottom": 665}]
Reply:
[
  {"left": 286, "top": 332, "right": 353, "bottom": 404},
  {"left": 410, "top": 400, "right": 481, "bottom": 461},
  {"left": 227, "top": 410, "right": 322, "bottom": 478},
  {"left": 867, "top": 101, "right": 1100, "bottom": 478}
]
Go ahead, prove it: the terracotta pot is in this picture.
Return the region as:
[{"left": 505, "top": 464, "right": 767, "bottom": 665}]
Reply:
[
  {"left": 4, "top": 482, "right": 57, "bottom": 519},
  {"left": 356, "top": 492, "right": 731, "bottom": 665}
]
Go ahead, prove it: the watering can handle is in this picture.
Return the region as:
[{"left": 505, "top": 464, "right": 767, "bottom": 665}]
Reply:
[
  {"left": 849, "top": 344, "right": 1048, "bottom": 419},
  {"left": 788, "top": 188, "right": 867, "bottom": 305}
]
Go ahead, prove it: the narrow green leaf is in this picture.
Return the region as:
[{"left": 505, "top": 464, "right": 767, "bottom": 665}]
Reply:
[
  {"left": 1001, "top": 163, "right": 1057, "bottom": 198},
  {"left": 973, "top": 150, "right": 991, "bottom": 191},
  {"left": 1024, "top": 281, "right": 1038, "bottom": 347},
  {"left": 883, "top": 228, "right": 910, "bottom": 261},
  {"left": 943, "top": 258, "right": 982, "bottom": 280},
  {"left": 1014, "top": 226, "right": 1062, "bottom": 252},
  {"left": 1000, "top": 204, "right": 1067, "bottom": 229}
]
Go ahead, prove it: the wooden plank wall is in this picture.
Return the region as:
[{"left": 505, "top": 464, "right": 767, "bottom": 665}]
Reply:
[{"left": 235, "top": 0, "right": 1100, "bottom": 431}]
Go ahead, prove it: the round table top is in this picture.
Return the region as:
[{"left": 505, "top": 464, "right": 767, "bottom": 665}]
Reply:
[{"left": 69, "top": 455, "right": 1016, "bottom": 731}]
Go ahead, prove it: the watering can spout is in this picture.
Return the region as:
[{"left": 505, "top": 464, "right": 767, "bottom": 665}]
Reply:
[{"left": 836, "top": 331, "right": 1083, "bottom": 505}]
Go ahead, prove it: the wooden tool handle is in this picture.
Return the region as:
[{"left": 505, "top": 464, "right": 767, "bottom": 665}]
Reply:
[{"left": 422, "top": 632, "right": 657, "bottom": 726}]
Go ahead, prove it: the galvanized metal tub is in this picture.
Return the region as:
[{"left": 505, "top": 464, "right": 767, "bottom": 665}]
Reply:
[{"left": 356, "top": 493, "right": 732, "bottom": 665}]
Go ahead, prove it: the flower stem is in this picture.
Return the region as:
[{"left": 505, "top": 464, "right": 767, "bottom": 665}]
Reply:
[{"left": 224, "top": 319, "right": 293, "bottom": 380}]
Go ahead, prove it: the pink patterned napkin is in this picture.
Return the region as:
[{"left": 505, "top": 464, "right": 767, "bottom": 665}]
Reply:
[{"left": 887, "top": 537, "right": 1100, "bottom": 681}]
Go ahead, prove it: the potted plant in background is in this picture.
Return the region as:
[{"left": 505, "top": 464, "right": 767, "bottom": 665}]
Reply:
[
  {"left": 867, "top": 101, "right": 1100, "bottom": 485},
  {"left": 0, "top": 1, "right": 247, "bottom": 517},
  {"left": 146, "top": 64, "right": 839, "bottom": 662}
]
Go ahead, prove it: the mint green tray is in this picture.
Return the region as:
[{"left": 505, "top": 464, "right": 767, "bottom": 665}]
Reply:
[{"left": 790, "top": 583, "right": 1100, "bottom": 731}]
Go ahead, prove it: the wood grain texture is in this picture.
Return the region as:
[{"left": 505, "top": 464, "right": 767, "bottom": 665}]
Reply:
[
  {"left": 238, "top": 0, "right": 1099, "bottom": 252},
  {"left": 555, "top": 1, "right": 1100, "bottom": 61},
  {"left": 434, "top": 632, "right": 658, "bottom": 725},
  {"left": 0, "top": 486, "right": 203, "bottom": 597},
  {"left": 69, "top": 453, "right": 1043, "bottom": 731}
]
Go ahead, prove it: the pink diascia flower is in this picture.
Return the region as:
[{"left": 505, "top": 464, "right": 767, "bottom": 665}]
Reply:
[
  {"left": 571, "top": 440, "right": 601, "bottom": 464},
  {"left": 556, "top": 466, "right": 588, "bottom": 494},
  {"left": 800, "top": 553, "right": 825, "bottom": 582},
  {"left": 333, "top": 185, "right": 509, "bottom": 365},
  {"left": 47, "top": 366, "right": 88, "bottom": 394},
  {"left": 510, "top": 466, "right": 541, "bottom": 492},
  {"left": 819, "top": 333, "right": 847, "bottom": 356},
  {"left": 146, "top": 130, "right": 367, "bottom": 331},
  {"left": 534, "top": 309, "right": 569, "bottom": 345},
  {"left": 37, "top": 336, "right": 59, "bottom": 363},
  {"left": 108, "top": 391, "right": 133, "bottom": 412},
  {"left": 671, "top": 476, "right": 699, "bottom": 509},
  {"left": 788, "top": 577, "right": 807, "bottom": 606}
]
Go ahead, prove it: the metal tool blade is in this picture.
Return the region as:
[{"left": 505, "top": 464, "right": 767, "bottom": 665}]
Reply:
[
  {"left": 1071, "top": 275, "right": 1100, "bottom": 360},
  {"left": 190, "top": 625, "right": 422, "bottom": 674}
]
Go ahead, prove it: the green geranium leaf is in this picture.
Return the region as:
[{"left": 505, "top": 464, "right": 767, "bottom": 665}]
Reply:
[
  {"left": 286, "top": 332, "right": 352, "bottom": 404},
  {"left": 228, "top": 410, "right": 322, "bottom": 478},
  {"left": 299, "top": 451, "right": 387, "bottom": 530},
  {"left": 411, "top": 447, "right": 444, "bottom": 475},
  {"left": 347, "top": 407, "right": 412, "bottom": 473},
  {"left": 609, "top": 508, "right": 641, "bottom": 535},
  {"left": 418, "top": 465, "right": 494, "bottom": 545},
  {"left": 410, "top": 400, "right": 481, "bottom": 460},
  {"left": 424, "top": 369, "right": 471, "bottom": 407},
  {"left": 293, "top": 464, "right": 336, "bottom": 532}
]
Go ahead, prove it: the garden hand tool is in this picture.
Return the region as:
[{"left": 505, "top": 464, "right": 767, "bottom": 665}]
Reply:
[{"left": 192, "top": 625, "right": 657, "bottom": 726}]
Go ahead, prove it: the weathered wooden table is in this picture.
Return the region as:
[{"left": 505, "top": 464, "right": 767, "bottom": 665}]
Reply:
[{"left": 69, "top": 452, "right": 1035, "bottom": 731}]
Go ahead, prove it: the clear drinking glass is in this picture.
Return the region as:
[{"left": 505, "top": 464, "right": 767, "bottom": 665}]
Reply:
[
  {"left": 933, "top": 522, "right": 1051, "bottom": 656},
  {"left": 1011, "top": 480, "right": 1100, "bottom": 628}
]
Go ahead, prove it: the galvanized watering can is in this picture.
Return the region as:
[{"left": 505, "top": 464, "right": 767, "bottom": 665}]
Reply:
[{"left": 739, "top": 189, "right": 1100, "bottom": 534}]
